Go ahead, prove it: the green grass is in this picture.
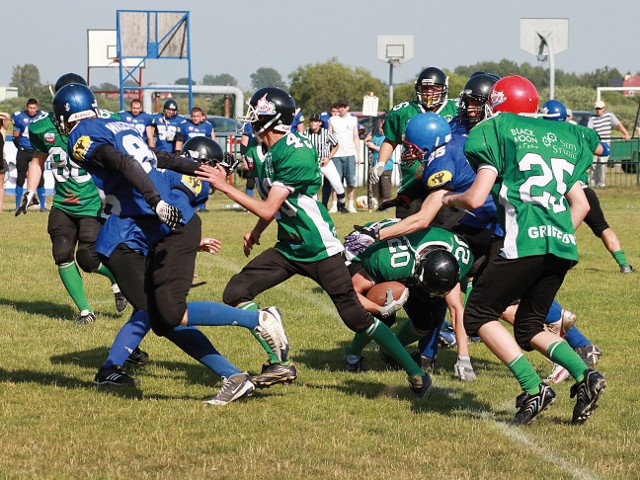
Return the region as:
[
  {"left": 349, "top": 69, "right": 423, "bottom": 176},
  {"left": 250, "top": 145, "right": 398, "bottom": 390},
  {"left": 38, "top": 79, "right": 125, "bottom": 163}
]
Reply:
[{"left": 1, "top": 187, "right": 639, "bottom": 480}]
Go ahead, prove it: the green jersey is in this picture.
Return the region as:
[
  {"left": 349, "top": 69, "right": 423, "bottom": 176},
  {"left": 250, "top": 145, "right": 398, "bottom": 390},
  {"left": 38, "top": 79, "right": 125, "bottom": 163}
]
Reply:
[
  {"left": 253, "top": 132, "right": 344, "bottom": 262},
  {"left": 464, "top": 113, "right": 599, "bottom": 261},
  {"left": 28, "top": 112, "right": 103, "bottom": 217},
  {"left": 385, "top": 99, "right": 458, "bottom": 193},
  {"left": 354, "top": 221, "right": 473, "bottom": 284}
]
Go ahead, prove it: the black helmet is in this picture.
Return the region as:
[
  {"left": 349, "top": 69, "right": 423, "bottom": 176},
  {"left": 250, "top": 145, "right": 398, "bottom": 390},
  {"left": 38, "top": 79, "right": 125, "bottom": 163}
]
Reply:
[
  {"left": 54, "top": 73, "right": 87, "bottom": 94},
  {"left": 412, "top": 248, "right": 459, "bottom": 299},
  {"left": 415, "top": 67, "right": 448, "bottom": 110},
  {"left": 241, "top": 87, "right": 296, "bottom": 135},
  {"left": 458, "top": 73, "right": 500, "bottom": 128},
  {"left": 182, "top": 136, "right": 237, "bottom": 174},
  {"left": 163, "top": 99, "right": 178, "bottom": 116}
]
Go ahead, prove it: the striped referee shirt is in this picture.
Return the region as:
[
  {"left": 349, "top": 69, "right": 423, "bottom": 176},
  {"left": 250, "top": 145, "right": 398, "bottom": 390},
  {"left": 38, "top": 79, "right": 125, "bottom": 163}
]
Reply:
[
  {"left": 587, "top": 112, "right": 620, "bottom": 141},
  {"left": 304, "top": 127, "right": 338, "bottom": 159}
]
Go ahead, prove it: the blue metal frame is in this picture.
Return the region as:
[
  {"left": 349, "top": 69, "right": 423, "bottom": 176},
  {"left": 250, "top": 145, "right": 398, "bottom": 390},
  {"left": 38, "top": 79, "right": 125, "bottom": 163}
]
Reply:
[{"left": 116, "top": 10, "right": 192, "bottom": 111}]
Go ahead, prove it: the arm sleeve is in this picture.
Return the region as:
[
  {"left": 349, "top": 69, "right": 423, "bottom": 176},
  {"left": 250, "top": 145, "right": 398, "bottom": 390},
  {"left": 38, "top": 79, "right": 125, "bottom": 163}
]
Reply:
[
  {"left": 151, "top": 148, "right": 199, "bottom": 175},
  {"left": 91, "top": 144, "right": 161, "bottom": 208}
]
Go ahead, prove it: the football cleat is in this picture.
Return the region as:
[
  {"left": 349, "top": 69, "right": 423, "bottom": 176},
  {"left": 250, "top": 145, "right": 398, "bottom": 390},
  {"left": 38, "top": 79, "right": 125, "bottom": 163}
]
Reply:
[
  {"left": 420, "top": 355, "right": 437, "bottom": 374},
  {"left": 94, "top": 365, "right": 140, "bottom": 386},
  {"left": 545, "top": 362, "right": 570, "bottom": 384},
  {"left": 511, "top": 382, "right": 556, "bottom": 425},
  {"left": 575, "top": 344, "right": 602, "bottom": 368},
  {"left": 439, "top": 329, "right": 457, "bottom": 349},
  {"left": 620, "top": 264, "right": 635, "bottom": 274},
  {"left": 255, "top": 307, "right": 289, "bottom": 363},
  {"left": 453, "top": 357, "right": 477, "bottom": 382},
  {"left": 203, "top": 372, "right": 255, "bottom": 405},
  {"left": 345, "top": 353, "right": 367, "bottom": 373},
  {"left": 408, "top": 373, "right": 433, "bottom": 399},
  {"left": 570, "top": 368, "right": 606, "bottom": 424},
  {"left": 546, "top": 309, "right": 576, "bottom": 337},
  {"left": 75, "top": 310, "right": 96, "bottom": 326},
  {"left": 251, "top": 361, "right": 298, "bottom": 389},
  {"left": 126, "top": 347, "right": 150, "bottom": 366},
  {"left": 114, "top": 291, "right": 129, "bottom": 313}
]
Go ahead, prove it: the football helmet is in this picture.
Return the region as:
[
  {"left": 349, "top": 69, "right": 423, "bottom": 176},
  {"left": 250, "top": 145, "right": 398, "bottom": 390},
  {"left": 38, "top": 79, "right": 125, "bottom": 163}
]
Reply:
[
  {"left": 52, "top": 84, "right": 99, "bottom": 136},
  {"left": 541, "top": 99, "right": 567, "bottom": 122},
  {"left": 458, "top": 73, "right": 500, "bottom": 128},
  {"left": 182, "top": 136, "right": 238, "bottom": 174},
  {"left": 487, "top": 75, "right": 539, "bottom": 117},
  {"left": 239, "top": 87, "right": 296, "bottom": 136},
  {"left": 164, "top": 99, "right": 178, "bottom": 117},
  {"left": 54, "top": 73, "right": 87, "bottom": 94},
  {"left": 415, "top": 67, "right": 448, "bottom": 110},
  {"left": 412, "top": 248, "right": 460, "bottom": 299},
  {"left": 401, "top": 113, "right": 452, "bottom": 166}
]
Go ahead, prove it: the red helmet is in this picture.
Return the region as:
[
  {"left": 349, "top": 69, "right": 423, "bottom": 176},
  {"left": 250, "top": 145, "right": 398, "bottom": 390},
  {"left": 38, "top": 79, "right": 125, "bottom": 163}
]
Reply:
[{"left": 487, "top": 75, "right": 538, "bottom": 116}]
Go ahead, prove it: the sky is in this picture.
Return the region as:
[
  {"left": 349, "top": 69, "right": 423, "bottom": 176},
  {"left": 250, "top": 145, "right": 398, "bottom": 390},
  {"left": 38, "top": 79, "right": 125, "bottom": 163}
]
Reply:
[{"left": 4, "top": 0, "right": 640, "bottom": 92}]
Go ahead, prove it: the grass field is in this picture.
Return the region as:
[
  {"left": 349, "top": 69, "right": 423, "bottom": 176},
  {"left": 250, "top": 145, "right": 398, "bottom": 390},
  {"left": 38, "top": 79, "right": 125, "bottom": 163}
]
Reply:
[{"left": 0, "top": 187, "right": 639, "bottom": 480}]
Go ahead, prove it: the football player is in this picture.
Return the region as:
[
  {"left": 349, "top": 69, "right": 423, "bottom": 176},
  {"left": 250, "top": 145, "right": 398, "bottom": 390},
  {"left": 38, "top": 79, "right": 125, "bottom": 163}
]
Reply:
[
  {"left": 197, "top": 87, "right": 434, "bottom": 399},
  {"left": 344, "top": 219, "right": 474, "bottom": 379},
  {"left": 442, "top": 75, "right": 606, "bottom": 425},
  {"left": 53, "top": 85, "right": 290, "bottom": 403},
  {"left": 174, "top": 107, "right": 216, "bottom": 153},
  {"left": 370, "top": 67, "right": 458, "bottom": 218},
  {"left": 12, "top": 98, "right": 47, "bottom": 211},
  {"left": 148, "top": 99, "right": 184, "bottom": 153},
  {"left": 17, "top": 73, "right": 128, "bottom": 326},
  {"left": 118, "top": 99, "right": 153, "bottom": 144},
  {"left": 542, "top": 99, "right": 634, "bottom": 273}
]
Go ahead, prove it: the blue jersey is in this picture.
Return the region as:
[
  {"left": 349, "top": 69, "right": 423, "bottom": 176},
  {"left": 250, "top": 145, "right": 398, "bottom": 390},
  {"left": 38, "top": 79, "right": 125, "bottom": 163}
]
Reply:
[
  {"left": 12, "top": 110, "right": 45, "bottom": 149},
  {"left": 150, "top": 113, "right": 185, "bottom": 152},
  {"left": 96, "top": 166, "right": 210, "bottom": 258},
  {"left": 177, "top": 119, "right": 214, "bottom": 141},
  {"left": 422, "top": 126, "right": 501, "bottom": 234},
  {"left": 119, "top": 111, "right": 153, "bottom": 138},
  {"left": 290, "top": 111, "right": 304, "bottom": 132}
]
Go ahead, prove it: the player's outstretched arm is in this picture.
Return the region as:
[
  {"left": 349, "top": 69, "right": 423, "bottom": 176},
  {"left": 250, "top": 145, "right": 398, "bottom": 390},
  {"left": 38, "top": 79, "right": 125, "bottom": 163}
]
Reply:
[{"left": 379, "top": 189, "right": 447, "bottom": 241}]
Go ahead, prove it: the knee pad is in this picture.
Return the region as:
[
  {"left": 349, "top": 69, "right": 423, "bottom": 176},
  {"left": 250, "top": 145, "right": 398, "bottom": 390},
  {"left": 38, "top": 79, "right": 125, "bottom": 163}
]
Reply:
[
  {"left": 51, "top": 236, "right": 75, "bottom": 266},
  {"left": 76, "top": 245, "right": 101, "bottom": 273}
]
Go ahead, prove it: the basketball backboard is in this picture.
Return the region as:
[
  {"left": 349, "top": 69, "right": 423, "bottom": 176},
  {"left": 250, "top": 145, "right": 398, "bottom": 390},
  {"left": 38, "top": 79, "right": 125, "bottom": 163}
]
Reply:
[
  {"left": 520, "top": 18, "right": 568, "bottom": 56},
  {"left": 88, "top": 30, "right": 144, "bottom": 68},
  {"left": 377, "top": 35, "right": 414, "bottom": 64}
]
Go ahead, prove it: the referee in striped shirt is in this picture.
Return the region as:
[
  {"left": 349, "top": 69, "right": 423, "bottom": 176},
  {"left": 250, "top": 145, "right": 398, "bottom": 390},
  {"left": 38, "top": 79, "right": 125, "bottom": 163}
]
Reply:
[{"left": 305, "top": 113, "right": 348, "bottom": 213}]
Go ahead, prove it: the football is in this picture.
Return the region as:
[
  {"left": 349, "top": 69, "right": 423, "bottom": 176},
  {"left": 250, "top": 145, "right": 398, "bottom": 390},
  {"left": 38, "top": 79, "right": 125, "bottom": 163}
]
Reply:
[{"left": 366, "top": 281, "right": 408, "bottom": 306}]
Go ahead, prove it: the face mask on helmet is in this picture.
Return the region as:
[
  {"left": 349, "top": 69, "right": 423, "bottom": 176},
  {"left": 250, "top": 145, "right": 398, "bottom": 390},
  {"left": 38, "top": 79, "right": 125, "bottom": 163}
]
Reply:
[
  {"left": 415, "top": 67, "right": 448, "bottom": 110},
  {"left": 52, "top": 84, "right": 99, "bottom": 136},
  {"left": 541, "top": 99, "right": 567, "bottom": 122},
  {"left": 238, "top": 87, "right": 296, "bottom": 137},
  {"left": 164, "top": 100, "right": 178, "bottom": 118},
  {"left": 458, "top": 73, "right": 500, "bottom": 128},
  {"left": 411, "top": 248, "right": 460, "bottom": 300},
  {"left": 182, "top": 137, "right": 238, "bottom": 174},
  {"left": 401, "top": 113, "right": 452, "bottom": 167},
  {"left": 486, "top": 75, "right": 539, "bottom": 118}
]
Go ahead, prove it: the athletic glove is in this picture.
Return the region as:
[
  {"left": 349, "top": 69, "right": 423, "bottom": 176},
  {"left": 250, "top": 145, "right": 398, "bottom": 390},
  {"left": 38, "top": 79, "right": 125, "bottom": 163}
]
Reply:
[
  {"left": 378, "top": 287, "right": 409, "bottom": 319},
  {"left": 378, "top": 194, "right": 411, "bottom": 212},
  {"left": 14, "top": 190, "right": 39, "bottom": 216},
  {"left": 153, "top": 200, "right": 183, "bottom": 230},
  {"left": 344, "top": 224, "right": 380, "bottom": 256},
  {"left": 370, "top": 163, "right": 386, "bottom": 184}
]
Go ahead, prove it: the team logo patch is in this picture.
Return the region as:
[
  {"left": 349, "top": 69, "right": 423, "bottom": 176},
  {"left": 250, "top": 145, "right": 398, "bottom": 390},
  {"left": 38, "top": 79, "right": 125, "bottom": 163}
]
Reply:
[
  {"left": 72, "top": 135, "right": 93, "bottom": 161},
  {"left": 180, "top": 174, "right": 202, "bottom": 196},
  {"left": 255, "top": 94, "right": 277, "bottom": 115},
  {"left": 44, "top": 132, "right": 56, "bottom": 143},
  {"left": 427, "top": 170, "right": 452, "bottom": 188},
  {"left": 490, "top": 89, "right": 506, "bottom": 109}
]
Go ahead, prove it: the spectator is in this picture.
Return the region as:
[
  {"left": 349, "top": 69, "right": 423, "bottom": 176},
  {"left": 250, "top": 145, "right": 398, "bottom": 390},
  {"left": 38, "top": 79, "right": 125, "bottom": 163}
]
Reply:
[
  {"left": 364, "top": 118, "right": 391, "bottom": 207},
  {"left": 587, "top": 100, "right": 630, "bottom": 188},
  {"left": 12, "top": 98, "right": 47, "bottom": 212},
  {"left": 566, "top": 109, "right": 577, "bottom": 125},
  {"left": 329, "top": 99, "right": 361, "bottom": 212},
  {"left": 305, "top": 113, "right": 347, "bottom": 213},
  {"left": 119, "top": 99, "right": 153, "bottom": 143},
  {"left": 0, "top": 111, "right": 9, "bottom": 212}
]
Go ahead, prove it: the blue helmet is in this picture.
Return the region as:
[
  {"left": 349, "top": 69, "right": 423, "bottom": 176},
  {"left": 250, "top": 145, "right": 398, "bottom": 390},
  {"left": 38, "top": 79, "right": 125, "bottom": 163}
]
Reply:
[
  {"left": 53, "top": 84, "right": 99, "bottom": 136},
  {"left": 541, "top": 99, "right": 567, "bottom": 122},
  {"left": 401, "top": 113, "right": 451, "bottom": 166}
]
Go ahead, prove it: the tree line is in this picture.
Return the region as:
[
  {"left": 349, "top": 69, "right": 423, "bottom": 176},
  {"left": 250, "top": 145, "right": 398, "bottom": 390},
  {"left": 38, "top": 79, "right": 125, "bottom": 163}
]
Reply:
[{"left": 4, "top": 60, "right": 639, "bottom": 131}]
